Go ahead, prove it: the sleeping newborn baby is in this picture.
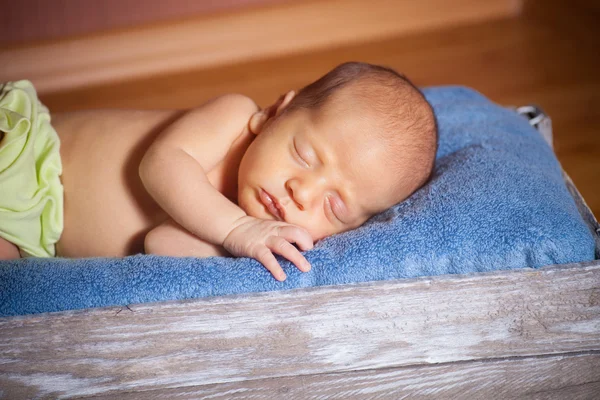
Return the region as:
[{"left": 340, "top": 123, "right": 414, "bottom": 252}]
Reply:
[{"left": 0, "top": 62, "right": 437, "bottom": 281}]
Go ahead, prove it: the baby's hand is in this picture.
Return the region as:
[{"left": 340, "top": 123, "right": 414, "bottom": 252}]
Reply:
[{"left": 223, "top": 216, "right": 313, "bottom": 281}]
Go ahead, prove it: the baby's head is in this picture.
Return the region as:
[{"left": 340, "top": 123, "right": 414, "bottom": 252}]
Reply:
[{"left": 238, "top": 62, "right": 437, "bottom": 240}]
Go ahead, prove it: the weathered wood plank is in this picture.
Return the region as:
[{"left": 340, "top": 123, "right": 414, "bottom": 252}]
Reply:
[
  {"left": 86, "top": 352, "right": 600, "bottom": 400},
  {"left": 0, "top": 262, "right": 599, "bottom": 398}
]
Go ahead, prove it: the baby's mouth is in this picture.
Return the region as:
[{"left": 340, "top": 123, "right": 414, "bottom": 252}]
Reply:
[{"left": 259, "top": 189, "right": 285, "bottom": 221}]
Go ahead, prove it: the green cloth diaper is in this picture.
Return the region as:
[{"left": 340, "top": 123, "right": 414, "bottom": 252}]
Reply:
[{"left": 0, "top": 80, "right": 63, "bottom": 257}]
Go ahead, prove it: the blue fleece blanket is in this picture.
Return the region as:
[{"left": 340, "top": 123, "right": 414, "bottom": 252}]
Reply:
[{"left": 0, "top": 86, "right": 596, "bottom": 317}]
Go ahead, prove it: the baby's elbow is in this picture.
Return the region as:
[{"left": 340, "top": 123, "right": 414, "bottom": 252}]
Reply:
[
  {"left": 144, "top": 228, "right": 163, "bottom": 255},
  {"left": 144, "top": 227, "right": 180, "bottom": 256},
  {"left": 138, "top": 149, "right": 160, "bottom": 190}
]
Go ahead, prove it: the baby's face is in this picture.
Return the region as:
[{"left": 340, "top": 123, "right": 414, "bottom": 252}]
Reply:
[{"left": 237, "top": 105, "right": 403, "bottom": 241}]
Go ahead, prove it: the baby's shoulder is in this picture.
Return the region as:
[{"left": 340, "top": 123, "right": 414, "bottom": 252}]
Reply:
[
  {"left": 179, "top": 93, "right": 258, "bottom": 144},
  {"left": 215, "top": 93, "right": 259, "bottom": 111},
  {"left": 199, "top": 93, "right": 259, "bottom": 123},
  {"left": 151, "top": 94, "right": 258, "bottom": 173}
]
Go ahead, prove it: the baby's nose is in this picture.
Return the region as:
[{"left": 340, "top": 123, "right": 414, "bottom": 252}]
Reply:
[{"left": 286, "top": 176, "right": 325, "bottom": 211}]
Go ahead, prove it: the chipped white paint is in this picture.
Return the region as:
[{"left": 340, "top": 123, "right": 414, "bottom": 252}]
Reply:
[
  {"left": 0, "top": 262, "right": 599, "bottom": 398},
  {"left": 88, "top": 353, "right": 600, "bottom": 399},
  {"left": 5, "top": 373, "right": 111, "bottom": 398}
]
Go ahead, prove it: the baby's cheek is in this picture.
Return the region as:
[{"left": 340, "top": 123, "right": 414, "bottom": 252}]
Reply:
[
  {"left": 237, "top": 190, "right": 257, "bottom": 217},
  {"left": 285, "top": 211, "right": 339, "bottom": 241}
]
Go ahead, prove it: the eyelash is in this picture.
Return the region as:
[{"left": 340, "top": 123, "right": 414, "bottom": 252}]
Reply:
[
  {"left": 325, "top": 196, "right": 341, "bottom": 223},
  {"left": 293, "top": 140, "right": 310, "bottom": 168}
]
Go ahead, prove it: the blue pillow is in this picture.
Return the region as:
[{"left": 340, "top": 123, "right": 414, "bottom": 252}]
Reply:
[{"left": 0, "top": 86, "right": 595, "bottom": 316}]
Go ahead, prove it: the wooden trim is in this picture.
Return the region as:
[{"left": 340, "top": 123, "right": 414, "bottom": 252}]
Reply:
[
  {"left": 1, "top": 262, "right": 598, "bottom": 397},
  {"left": 0, "top": 0, "right": 520, "bottom": 94}
]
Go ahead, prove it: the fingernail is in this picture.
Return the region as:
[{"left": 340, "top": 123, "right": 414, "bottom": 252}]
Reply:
[
  {"left": 305, "top": 262, "right": 311, "bottom": 271},
  {"left": 279, "top": 272, "right": 287, "bottom": 281}
]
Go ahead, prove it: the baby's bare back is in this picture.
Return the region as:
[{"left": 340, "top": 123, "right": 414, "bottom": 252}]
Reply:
[{"left": 54, "top": 109, "right": 181, "bottom": 257}]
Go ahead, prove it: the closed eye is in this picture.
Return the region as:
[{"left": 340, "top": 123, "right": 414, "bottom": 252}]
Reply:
[
  {"left": 325, "top": 196, "right": 342, "bottom": 224},
  {"left": 293, "top": 138, "right": 310, "bottom": 168}
]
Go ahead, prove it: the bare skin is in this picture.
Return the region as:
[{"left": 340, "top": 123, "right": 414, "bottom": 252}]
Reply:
[
  {"left": 138, "top": 93, "right": 315, "bottom": 281},
  {"left": 53, "top": 103, "right": 259, "bottom": 258},
  {"left": 0, "top": 94, "right": 315, "bottom": 279},
  {"left": 1, "top": 87, "right": 426, "bottom": 281},
  {"left": 54, "top": 109, "right": 179, "bottom": 257},
  {"left": 0, "top": 236, "right": 19, "bottom": 259},
  {"left": 1, "top": 111, "right": 180, "bottom": 259}
]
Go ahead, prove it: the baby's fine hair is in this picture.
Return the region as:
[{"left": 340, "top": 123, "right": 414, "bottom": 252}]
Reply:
[{"left": 286, "top": 61, "right": 438, "bottom": 201}]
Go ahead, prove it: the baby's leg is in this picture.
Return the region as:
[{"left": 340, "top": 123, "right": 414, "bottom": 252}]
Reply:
[
  {"left": 0, "top": 237, "right": 20, "bottom": 259},
  {"left": 145, "top": 218, "right": 229, "bottom": 258}
]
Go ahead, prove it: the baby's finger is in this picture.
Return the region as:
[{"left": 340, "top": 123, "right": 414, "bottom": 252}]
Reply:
[
  {"left": 276, "top": 225, "right": 314, "bottom": 251},
  {"left": 255, "top": 247, "right": 287, "bottom": 281},
  {"left": 267, "top": 236, "right": 311, "bottom": 273},
  {"left": 248, "top": 111, "right": 266, "bottom": 133}
]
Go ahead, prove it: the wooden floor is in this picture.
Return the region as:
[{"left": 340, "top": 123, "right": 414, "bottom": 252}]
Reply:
[{"left": 40, "top": 13, "right": 600, "bottom": 217}]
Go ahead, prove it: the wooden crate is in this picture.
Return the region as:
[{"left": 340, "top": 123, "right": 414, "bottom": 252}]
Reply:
[{"left": 1, "top": 260, "right": 599, "bottom": 398}]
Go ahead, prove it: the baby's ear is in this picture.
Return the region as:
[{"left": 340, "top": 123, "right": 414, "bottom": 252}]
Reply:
[
  {"left": 273, "top": 90, "right": 296, "bottom": 117},
  {"left": 248, "top": 90, "right": 296, "bottom": 135}
]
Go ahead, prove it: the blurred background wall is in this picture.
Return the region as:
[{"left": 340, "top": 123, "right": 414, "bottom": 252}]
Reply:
[
  {"left": 0, "top": 0, "right": 518, "bottom": 93},
  {"left": 0, "top": 0, "right": 291, "bottom": 46}
]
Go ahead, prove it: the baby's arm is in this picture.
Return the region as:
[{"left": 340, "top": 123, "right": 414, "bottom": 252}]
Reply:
[
  {"left": 139, "top": 94, "right": 312, "bottom": 281},
  {"left": 145, "top": 218, "right": 229, "bottom": 257}
]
